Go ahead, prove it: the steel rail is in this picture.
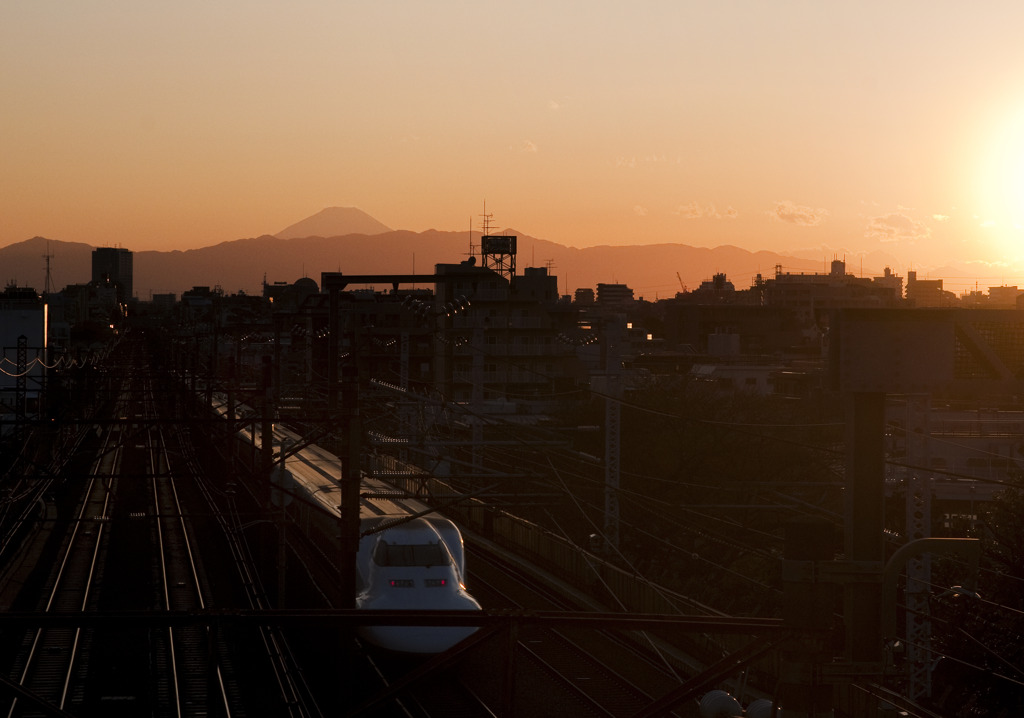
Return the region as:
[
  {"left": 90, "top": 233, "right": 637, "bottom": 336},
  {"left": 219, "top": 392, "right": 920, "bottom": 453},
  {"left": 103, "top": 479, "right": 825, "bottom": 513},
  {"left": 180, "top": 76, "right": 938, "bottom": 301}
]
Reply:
[
  {"left": 6, "top": 389, "right": 126, "bottom": 717},
  {"left": 154, "top": 413, "right": 235, "bottom": 718},
  {"left": 174, "top": 419, "right": 318, "bottom": 718}
]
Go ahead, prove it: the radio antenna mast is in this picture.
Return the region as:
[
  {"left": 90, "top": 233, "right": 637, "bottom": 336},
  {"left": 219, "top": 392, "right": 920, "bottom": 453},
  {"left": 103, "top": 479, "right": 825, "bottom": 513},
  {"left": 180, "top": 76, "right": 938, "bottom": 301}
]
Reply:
[
  {"left": 42, "top": 240, "right": 54, "bottom": 296},
  {"left": 480, "top": 200, "right": 494, "bottom": 236}
]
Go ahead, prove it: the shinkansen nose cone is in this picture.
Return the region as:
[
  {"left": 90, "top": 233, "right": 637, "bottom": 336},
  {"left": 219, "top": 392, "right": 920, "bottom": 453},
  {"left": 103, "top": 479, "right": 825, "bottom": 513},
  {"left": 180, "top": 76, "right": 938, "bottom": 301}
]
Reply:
[{"left": 356, "top": 518, "right": 481, "bottom": 653}]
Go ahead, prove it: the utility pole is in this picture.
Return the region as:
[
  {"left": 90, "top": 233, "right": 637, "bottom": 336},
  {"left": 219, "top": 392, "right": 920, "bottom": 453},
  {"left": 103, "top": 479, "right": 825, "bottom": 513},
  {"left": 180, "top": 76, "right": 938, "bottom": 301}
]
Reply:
[
  {"left": 905, "top": 395, "right": 934, "bottom": 701},
  {"left": 603, "top": 316, "right": 623, "bottom": 551},
  {"left": 843, "top": 392, "right": 885, "bottom": 663},
  {"left": 324, "top": 280, "right": 362, "bottom": 610},
  {"left": 471, "top": 324, "right": 484, "bottom": 474},
  {"left": 321, "top": 274, "right": 366, "bottom": 612},
  {"left": 331, "top": 289, "right": 363, "bottom": 710},
  {"left": 15, "top": 336, "right": 28, "bottom": 439},
  {"left": 260, "top": 356, "right": 274, "bottom": 505},
  {"left": 42, "top": 241, "right": 54, "bottom": 296},
  {"left": 227, "top": 357, "right": 236, "bottom": 432},
  {"left": 832, "top": 309, "right": 956, "bottom": 715},
  {"left": 339, "top": 329, "right": 362, "bottom": 611},
  {"left": 260, "top": 354, "right": 275, "bottom": 596},
  {"left": 272, "top": 315, "right": 282, "bottom": 407},
  {"left": 327, "top": 281, "right": 339, "bottom": 419},
  {"left": 399, "top": 329, "right": 410, "bottom": 463},
  {"left": 206, "top": 297, "right": 218, "bottom": 409},
  {"left": 778, "top": 517, "right": 834, "bottom": 715},
  {"left": 275, "top": 454, "right": 289, "bottom": 608}
]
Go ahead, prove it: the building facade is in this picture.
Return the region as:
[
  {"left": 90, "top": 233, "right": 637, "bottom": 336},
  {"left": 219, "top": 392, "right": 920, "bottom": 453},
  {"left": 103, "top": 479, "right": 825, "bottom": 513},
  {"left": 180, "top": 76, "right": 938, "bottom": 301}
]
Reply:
[{"left": 91, "top": 247, "right": 134, "bottom": 302}]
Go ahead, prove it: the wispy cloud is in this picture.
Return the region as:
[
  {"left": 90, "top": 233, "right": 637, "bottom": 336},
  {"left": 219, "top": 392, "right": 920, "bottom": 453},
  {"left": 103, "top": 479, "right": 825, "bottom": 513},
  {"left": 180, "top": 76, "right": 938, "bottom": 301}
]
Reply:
[
  {"left": 548, "top": 100, "right": 561, "bottom": 111},
  {"left": 966, "top": 258, "right": 1013, "bottom": 270},
  {"left": 865, "top": 213, "right": 931, "bottom": 243},
  {"left": 674, "top": 201, "right": 738, "bottom": 220},
  {"left": 771, "top": 201, "right": 829, "bottom": 226},
  {"left": 633, "top": 205, "right": 649, "bottom": 217},
  {"left": 932, "top": 214, "right": 950, "bottom": 222},
  {"left": 675, "top": 202, "right": 709, "bottom": 219},
  {"left": 614, "top": 154, "right": 679, "bottom": 168},
  {"left": 518, "top": 140, "right": 538, "bottom": 153}
]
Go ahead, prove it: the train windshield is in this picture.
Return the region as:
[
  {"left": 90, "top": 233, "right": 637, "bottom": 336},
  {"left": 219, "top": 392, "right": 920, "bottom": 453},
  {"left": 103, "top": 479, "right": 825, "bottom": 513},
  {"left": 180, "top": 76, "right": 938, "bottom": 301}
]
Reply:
[{"left": 373, "top": 541, "right": 448, "bottom": 567}]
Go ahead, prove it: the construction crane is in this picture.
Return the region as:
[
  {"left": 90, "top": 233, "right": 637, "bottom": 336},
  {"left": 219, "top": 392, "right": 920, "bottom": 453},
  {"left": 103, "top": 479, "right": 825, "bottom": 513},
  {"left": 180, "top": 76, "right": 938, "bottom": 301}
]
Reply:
[{"left": 676, "top": 272, "right": 687, "bottom": 293}]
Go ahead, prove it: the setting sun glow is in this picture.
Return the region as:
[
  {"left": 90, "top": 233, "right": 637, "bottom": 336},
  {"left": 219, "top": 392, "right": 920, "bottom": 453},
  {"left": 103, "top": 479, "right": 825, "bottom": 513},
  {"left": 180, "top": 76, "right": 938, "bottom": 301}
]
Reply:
[
  {"left": 974, "top": 106, "right": 1024, "bottom": 266},
  {"left": 3, "top": 2, "right": 1024, "bottom": 291}
]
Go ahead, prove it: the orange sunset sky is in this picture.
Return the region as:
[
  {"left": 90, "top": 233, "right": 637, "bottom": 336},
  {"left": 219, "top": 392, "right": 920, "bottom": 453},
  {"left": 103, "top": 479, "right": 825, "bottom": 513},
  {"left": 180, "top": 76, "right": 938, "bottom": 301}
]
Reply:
[{"left": 3, "top": 2, "right": 1024, "bottom": 288}]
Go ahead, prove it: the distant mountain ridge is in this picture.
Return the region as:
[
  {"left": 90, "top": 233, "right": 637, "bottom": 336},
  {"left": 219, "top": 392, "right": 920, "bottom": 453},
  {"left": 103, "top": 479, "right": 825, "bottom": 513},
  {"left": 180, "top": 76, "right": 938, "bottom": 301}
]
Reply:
[
  {"left": 0, "top": 208, "right": 937, "bottom": 300},
  {"left": 275, "top": 207, "right": 391, "bottom": 239}
]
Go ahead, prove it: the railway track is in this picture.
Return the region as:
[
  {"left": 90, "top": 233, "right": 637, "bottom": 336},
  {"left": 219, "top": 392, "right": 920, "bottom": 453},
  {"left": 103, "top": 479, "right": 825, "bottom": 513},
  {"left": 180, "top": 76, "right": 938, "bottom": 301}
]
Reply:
[
  {"left": 199, "top": 395, "right": 690, "bottom": 716},
  {"left": 350, "top": 542, "right": 694, "bottom": 717},
  {"left": 0, "top": 335, "right": 324, "bottom": 717},
  {"left": 172, "top": 414, "right": 321, "bottom": 718},
  {"left": 169, "top": 367, "right": 740, "bottom": 716},
  {"left": 350, "top": 650, "right": 497, "bottom": 718},
  {"left": 4, "top": 331, "right": 723, "bottom": 717},
  {"left": 466, "top": 546, "right": 694, "bottom": 718},
  {"left": 4, "top": 375, "right": 127, "bottom": 716},
  {"left": 0, "top": 421, "right": 92, "bottom": 575},
  {"left": 150, "top": 412, "right": 231, "bottom": 715}
]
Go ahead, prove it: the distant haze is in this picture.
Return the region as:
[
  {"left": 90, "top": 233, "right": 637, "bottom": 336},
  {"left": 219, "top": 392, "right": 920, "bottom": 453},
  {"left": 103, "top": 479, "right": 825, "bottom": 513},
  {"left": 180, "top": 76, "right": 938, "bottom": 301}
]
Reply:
[
  {"left": 1, "top": 207, "right": 1012, "bottom": 300},
  {"left": 5, "top": 4, "right": 1024, "bottom": 278}
]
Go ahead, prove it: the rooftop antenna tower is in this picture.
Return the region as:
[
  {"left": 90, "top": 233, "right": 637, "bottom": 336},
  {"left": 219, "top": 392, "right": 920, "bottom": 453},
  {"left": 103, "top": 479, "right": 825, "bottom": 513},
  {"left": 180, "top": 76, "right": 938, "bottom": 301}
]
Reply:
[
  {"left": 480, "top": 200, "right": 494, "bottom": 236},
  {"left": 468, "top": 216, "right": 476, "bottom": 260},
  {"left": 42, "top": 241, "right": 54, "bottom": 296},
  {"left": 478, "top": 201, "right": 517, "bottom": 281}
]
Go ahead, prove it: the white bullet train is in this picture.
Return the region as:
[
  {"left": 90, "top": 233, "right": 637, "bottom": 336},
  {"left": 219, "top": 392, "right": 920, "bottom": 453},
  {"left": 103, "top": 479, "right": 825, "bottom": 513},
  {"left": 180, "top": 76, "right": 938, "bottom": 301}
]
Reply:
[
  {"left": 211, "top": 395, "right": 482, "bottom": 653},
  {"left": 356, "top": 515, "right": 481, "bottom": 652}
]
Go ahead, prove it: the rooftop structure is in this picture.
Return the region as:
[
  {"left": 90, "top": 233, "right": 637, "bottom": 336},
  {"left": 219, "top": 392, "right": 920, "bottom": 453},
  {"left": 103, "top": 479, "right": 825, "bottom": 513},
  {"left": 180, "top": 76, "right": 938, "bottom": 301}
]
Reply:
[
  {"left": 906, "top": 270, "right": 953, "bottom": 307},
  {"left": 596, "top": 283, "right": 634, "bottom": 307},
  {"left": 91, "top": 247, "right": 133, "bottom": 302},
  {"left": 763, "top": 260, "right": 902, "bottom": 313}
]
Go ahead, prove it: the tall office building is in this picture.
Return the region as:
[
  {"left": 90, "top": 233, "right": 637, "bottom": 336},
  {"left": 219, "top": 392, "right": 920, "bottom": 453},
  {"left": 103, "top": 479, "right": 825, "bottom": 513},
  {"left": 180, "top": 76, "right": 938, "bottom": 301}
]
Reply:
[{"left": 91, "top": 247, "right": 133, "bottom": 302}]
